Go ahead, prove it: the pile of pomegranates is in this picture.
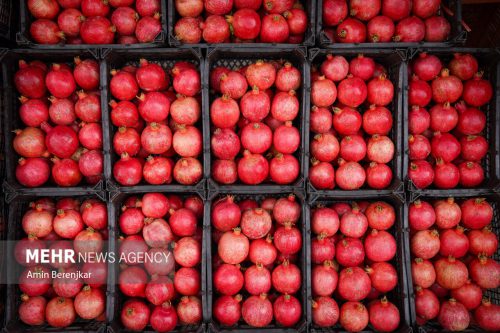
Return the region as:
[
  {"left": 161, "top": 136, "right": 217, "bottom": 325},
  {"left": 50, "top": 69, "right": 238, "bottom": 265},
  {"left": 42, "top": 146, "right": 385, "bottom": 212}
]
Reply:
[
  {"left": 309, "top": 54, "right": 396, "bottom": 190},
  {"left": 409, "top": 197, "right": 500, "bottom": 331},
  {"left": 211, "top": 195, "right": 303, "bottom": 328},
  {"left": 322, "top": 0, "right": 452, "bottom": 44},
  {"left": 310, "top": 200, "right": 402, "bottom": 331},
  {"left": 26, "top": 0, "right": 162, "bottom": 45},
  {"left": 174, "top": 0, "right": 308, "bottom": 44},
  {"left": 110, "top": 59, "right": 203, "bottom": 186},
  {"left": 13, "top": 58, "right": 104, "bottom": 188},
  {"left": 210, "top": 59, "right": 302, "bottom": 185},
  {"left": 16, "top": 197, "right": 108, "bottom": 328},
  {"left": 118, "top": 193, "right": 203, "bottom": 332},
  {"left": 407, "top": 53, "right": 493, "bottom": 189}
]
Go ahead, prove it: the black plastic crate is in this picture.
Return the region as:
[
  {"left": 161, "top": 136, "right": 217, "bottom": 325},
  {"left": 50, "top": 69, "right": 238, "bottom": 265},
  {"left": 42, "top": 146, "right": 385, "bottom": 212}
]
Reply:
[
  {"left": 307, "top": 193, "right": 411, "bottom": 333},
  {"left": 0, "top": 0, "right": 16, "bottom": 44},
  {"left": 101, "top": 48, "right": 207, "bottom": 196},
  {"left": 206, "top": 191, "right": 308, "bottom": 333},
  {"left": 405, "top": 193, "right": 500, "bottom": 333},
  {"left": 106, "top": 191, "right": 207, "bottom": 333},
  {"left": 306, "top": 48, "right": 405, "bottom": 199},
  {"left": 16, "top": 0, "right": 167, "bottom": 49},
  {"left": 3, "top": 192, "right": 109, "bottom": 333},
  {"left": 1, "top": 49, "right": 107, "bottom": 199},
  {"left": 167, "top": 0, "right": 315, "bottom": 47},
  {"left": 316, "top": 0, "right": 465, "bottom": 48},
  {"left": 205, "top": 47, "right": 309, "bottom": 194},
  {"left": 403, "top": 48, "right": 500, "bottom": 200}
]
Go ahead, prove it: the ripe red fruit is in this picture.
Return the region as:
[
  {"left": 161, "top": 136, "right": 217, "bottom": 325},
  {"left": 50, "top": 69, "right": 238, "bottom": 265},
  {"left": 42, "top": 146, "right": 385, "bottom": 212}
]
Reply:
[
  {"left": 311, "top": 76, "right": 337, "bottom": 107},
  {"left": 382, "top": 0, "right": 410, "bottom": 20},
  {"left": 273, "top": 294, "right": 301, "bottom": 327},
  {"left": 15, "top": 62, "right": 47, "bottom": 98},
  {"left": 245, "top": 264, "right": 271, "bottom": 295},
  {"left": 408, "top": 160, "right": 434, "bottom": 189},
  {"left": 450, "top": 53, "right": 479, "bottom": 81},
  {"left": 459, "top": 161, "right": 484, "bottom": 187},
  {"left": 150, "top": 303, "right": 178, "bottom": 333},
  {"left": 411, "top": 229, "right": 440, "bottom": 259},
  {"left": 214, "top": 294, "right": 242, "bottom": 326},
  {"left": 431, "top": 132, "right": 460, "bottom": 163},
  {"left": 366, "top": 262, "right": 398, "bottom": 294},
  {"left": 173, "top": 267, "right": 200, "bottom": 295},
  {"left": 408, "top": 106, "right": 430, "bottom": 134},
  {"left": 340, "top": 135, "right": 366, "bottom": 162},
  {"left": 409, "top": 200, "right": 435, "bottom": 230},
  {"left": 365, "top": 229, "right": 396, "bottom": 262},
  {"left": 241, "top": 122, "right": 272, "bottom": 154},
  {"left": 368, "top": 75, "right": 394, "bottom": 106},
  {"left": 463, "top": 72, "right": 493, "bottom": 107},
  {"left": 113, "top": 153, "right": 142, "bottom": 186},
  {"left": 438, "top": 299, "right": 470, "bottom": 331},
  {"left": 468, "top": 227, "right": 498, "bottom": 256},
  {"left": 369, "top": 297, "right": 400, "bottom": 332},
  {"left": 474, "top": 299, "right": 500, "bottom": 331},
  {"left": 339, "top": 204, "right": 367, "bottom": 238},
  {"left": 435, "top": 256, "right": 469, "bottom": 289},
  {"left": 313, "top": 297, "right": 340, "bottom": 327},
  {"left": 310, "top": 106, "right": 332, "bottom": 133},
  {"left": 272, "top": 259, "right": 301, "bottom": 294},
  {"left": 214, "top": 264, "right": 244, "bottom": 296},
  {"left": 309, "top": 160, "right": 335, "bottom": 189},
  {"left": 439, "top": 227, "right": 469, "bottom": 258},
  {"left": 80, "top": 16, "right": 115, "bottom": 44},
  {"left": 311, "top": 133, "right": 339, "bottom": 162},
  {"left": 456, "top": 105, "right": 486, "bottom": 135},
  {"left": 110, "top": 70, "right": 138, "bottom": 101},
  {"left": 242, "top": 294, "right": 273, "bottom": 328},
  {"left": 337, "top": 18, "right": 366, "bottom": 43},
  {"left": 349, "top": 54, "right": 375, "bottom": 80},
  {"left": 177, "top": 296, "right": 202, "bottom": 325},
  {"left": 173, "top": 157, "right": 203, "bottom": 185},
  {"left": 260, "top": 14, "right": 290, "bottom": 43},
  {"left": 311, "top": 235, "right": 335, "bottom": 264},
  {"left": 409, "top": 76, "right": 433, "bottom": 108},
  {"left": 461, "top": 198, "right": 493, "bottom": 230},
  {"left": 312, "top": 207, "right": 339, "bottom": 236},
  {"left": 366, "top": 162, "right": 392, "bottom": 189},
  {"left": 121, "top": 300, "right": 150, "bottom": 331},
  {"left": 249, "top": 235, "right": 278, "bottom": 265},
  {"left": 30, "top": 19, "right": 65, "bottom": 44},
  {"left": 19, "top": 294, "right": 46, "bottom": 325},
  {"left": 218, "top": 228, "right": 249, "bottom": 264},
  {"left": 337, "top": 76, "right": 367, "bottom": 107},
  {"left": 363, "top": 105, "right": 393, "bottom": 135},
  {"left": 272, "top": 195, "right": 300, "bottom": 225},
  {"left": 312, "top": 261, "right": 338, "bottom": 296},
  {"left": 409, "top": 134, "right": 431, "bottom": 160},
  {"left": 241, "top": 208, "right": 272, "bottom": 239},
  {"left": 45, "top": 297, "right": 76, "bottom": 328},
  {"left": 338, "top": 267, "right": 371, "bottom": 301},
  {"left": 271, "top": 91, "right": 299, "bottom": 121},
  {"left": 365, "top": 201, "right": 394, "bottom": 230},
  {"left": 340, "top": 301, "right": 369, "bottom": 332},
  {"left": 333, "top": 106, "right": 362, "bottom": 135},
  {"left": 74, "top": 286, "right": 105, "bottom": 320},
  {"left": 413, "top": 53, "right": 442, "bottom": 81},
  {"left": 415, "top": 287, "right": 440, "bottom": 320},
  {"left": 323, "top": 0, "right": 347, "bottom": 26},
  {"left": 237, "top": 151, "right": 269, "bottom": 185},
  {"left": 212, "top": 196, "right": 241, "bottom": 232},
  {"left": 394, "top": 16, "right": 425, "bottom": 42},
  {"left": 227, "top": 8, "right": 261, "bottom": 40},
  {"left": 470, "top": 256, "right": 500, "bottom": 289},
  {"left": 450, "top": 280, "right": 483, "bottom": 310},
  {"left": 430, "top": 103, "right": 458, "bottom": 133},
  {"left": 274, "top": 224, "right": 302, "bottom": 255},
  {"left": 367, "top": 135, "right": 394, "bottom": 164},
  {"left": 135, "top": 14, "right": 162, "bottom": 43},
  {"left": 425, "top": 16, "right": 451, "bottom": 42},
  {"left": 79, "top": 122, "right": 103, "bottom": 150},
  {"left": 336, "top": 237, "right": 365, "bottom": 267},
  {"left": 174, "top": 17, "right": 202, "bottom": 43},
  {"left": 434, "top": 197, "right": 461, "bottom": 229},
  {"left": 434, "top": 159, "right": 460, "bottom": 189},
  {"left": 432, "top": 69, "right": 464, "bottom": 104},
  {"left": 336, "top": 160, "right": 366, "bottom": 190}
]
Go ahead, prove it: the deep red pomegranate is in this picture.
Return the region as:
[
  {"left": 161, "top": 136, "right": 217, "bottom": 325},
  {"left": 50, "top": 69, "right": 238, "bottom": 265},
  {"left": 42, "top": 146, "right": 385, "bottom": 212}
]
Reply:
[
  {"left": 272, "top": 259, "right": 301, "bottom": 294},
  {"left": 415, "top": 287, "right": 440, "bottom": 320},
  {"left": 450, "top": 280, "right": 483, "bottom": 310},
  {"left": 249, "top": 235, "right": 278, "bottom": 265},
  {"left": 337, "top": 75, "right": 367, "bottom": 107},
  {"left": 274, "top": 223, "right": 302, "bottom": 254},
  {"left": 309, "top": 160, "right": 335, "bottom": 189},
  {"left": 369, "top": 297, "right": 400, "bottom": 332},
  {"left": 474, "top": 299, "right": 500, "bottom": 331},
  {"left": 323, "top": 0, "right": 347, "bottom": 26},
  {"left": 244, "top": 263, "right": 271, "bottom": 295},
  {"left": 214, "top": 263, "right": 244, "bottom": 296},
  {"left": 409, "top": 200, "right": 435, "bottom": 230},
  {"left": 150, "top": 303, "right": 178, "bottom": 332},
  {"left": 337, "top": 18, "right": 367, "bottom": 43},
  {"left": 30, "top": 19, "right": 65, "bottom": 44},
  {"left": 110, "top": 70, "right": 139, "bottom": 101},
  {"left": 469, "top": 256, "right": 500, "bottom": 289},
  {"left": 463, "top": 72, "right": 493, "bottom": 107},
  {"left": 237, "top": 151, "right": 269, "bottom": 185},
  {"left": 312, "top": 260, "right": 338, "bottom": 296},
  {"left": 435, "top": 256, "right": 469, "bottom": 289},
  {"left": 430, "top": 103, "right": 458, "bottom": 133},
  {"left": 121, "top": 300, "right": 150, "bottom": 331},
  {"left": 461, "top": 198, "right": 493, "bottom": 230},
  {"left": 80, "top": 16, "right": 115, "bottom": 44},
  {"left": 425, "top": 16, "right": 451, "bottom": 42},
  {"left": 260, "top": 14, "right": 290, "bottom": 43},
  {"left": 174, "top": 17, "right": 202, "bottom": 43},
  {"left": 135, "top": 14, "right": 162, "bottom": 43},
  {"left": 214, "top": 295, "right": 242, "bottom": 326},
  {"left": 241, "top": 294, "right": 273, "bottom": 327},
  {"left": 227, "top": 8, "right": 261, "bottom": 40},
  {"left": 336, "top": 237, "right": 365, "bottom": 267},
  {"left": 367, "top": 262, "right": 398, "bottom": 293},
  {"left": 340, "top": 135, "right": 367, "bottom": 162},
  {"left": 468, "top": 227, "right": 498, "bottom": 256},
  {"left": 450, "top": 53, "right": 479, "bottom": 81},
  {"left": 408, "top": 160, "right": 434, "bottom": 189},
  {"left": 394, "top": 16, "right": 425, "bottom": 42},
  {"left": 338, "top": 267, "right": 371, "bottom": 301}
]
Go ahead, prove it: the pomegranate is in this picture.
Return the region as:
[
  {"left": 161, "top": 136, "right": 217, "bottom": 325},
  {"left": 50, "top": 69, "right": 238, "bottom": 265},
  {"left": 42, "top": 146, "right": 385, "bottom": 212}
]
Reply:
[
  {"left": 394, "top": 16, "right": 425, "bottom": 42},
  {"left": 339, "top": 301, "right": 369, "bottom": 332},
  {"left": 337, "top": 18, "right": 366, "bottom": 43},
  {"left": 30, "top": 19, "right": 65, "bottom": 44},
  {"left": 409, "top": 200, "right": 435, "bottom": 230},
  {"left": 214, "top": 294, "right": 242, "bottom": 326},
  {"left": 274, "top": 223, "right": 302, "bottom": 255},
  {"left": 311, "top": 76, "right": 337, "bottom": 107},
  {"left": 339, "top": 135, "right": 366, "bottom": 162},
  {"left": 214, "top": 263, "right": 244, "bottom": 295},
  {"left": 218, "top": 228, "right": 249, "bottom": 264},
  {"left": 459, "top": 161, "right": 484, "bottom": 187},
  {"left": 312, "top": 261, "right": 338, "bottom": 296},
  {"left": 470, "top": 256, "right": 500, "bottom": 289},
  {"left": 438, "top": 299, "right": 470, "bottom": 331},
  {"left": 456, "top": 106, "right": 486, "bottom": 135},
  {"left": 336, "top": 237, "right": 365, "bottom": 267},
  {"left": 333, "top": 106, "right": 362, "bottom": 135},
  {"left": 367, "top": 75, "right": 394, "bottom": 106},
  {"left": 113, "top": 153, "right": 142, "bottom": 186},
  {"left": 461, "top": 198, "right": 493, "bottom": 230},
  {"left": 435, "top": 256, "right": 469, "bottom": 289},
  {"left": 415, "top": 287, "right": 440, "bottom": 320},
  {"left": 309, "top": 160, "right": 335, "bottom": 189},
  {"left": 249, "top": 235, "right": 278, "bottom": 265},
  {"left": 19, "top": 294, "right": 46, "bottom": 325},
  {"left": 311, "top": 235, "right": 335, "bottom": 264},
  {"left": 337, "top": 75, "right": 367, "bottom": 107},
  {"left": 173, "top": 157, "right": 203, "bottom": 185},
  {"left": 245, "top": 263, "right": 271, "bottom": 295},
  {"left": 336, "top": 160, "right": 366, "bottom": 190},
  {"left": 408, "top": 160, "right": 434, "bottom": 189},
  {"left": 272, "top": 260, "right": 301, "bottom": 294},
  {"left": 367, "top": 15, "right": 395, "bottom": 42},
  {"left": 367, "top": 135, "right": 394, "bottom": 164},
  {"left": 15, "top": 62, "right": 46, "bottom": 98},
  {"left": 366, "top": 162, "right": 393, "bottom": 189},
  {"left": 272, "top": 195, "right": 300, "bottom": 225},
  {"left": 135, "top": 14, "right": 162, "bottom": 43},
  {"left": 339, "top": 205, "right": 367, "bottom": 238},
  {"left": 312, "top": 207, "right": 339, "bottom": 237},
  {"left": 150, "top": 303, "right": 178, "bottom": 332},
  {"left": 363, "top": 105, "right": 393, "bottom": 135},
  {"left": 450, "top": 280, "right": 483, "bottom": 310},
  {"left": 121, "top": 300, "right": 150, "bottom": 331},
  {"left": 409, "top": 106, "right": 431, "bottom": 134},
  {"left": 174, "top": 16, "right": 202, "bottom": 43},
  {"left": 260, "top": 14, "right": 290, "bottom": 43},
  {"left": 431, "top": 132, "right": 460, "bottom": 162},
  {"left": 242, "top": 294, "right": 273, "bottom": 327},
  {"left": 430, "top": 103, "right": 458, "bottom": 132},
  {"left": 367, "top": 262, "right": 398, "bottom": 293},
  {"left": 434, "top": 159, "right": 460, "bottom": 189},
  {"left": 468, "top": 227, "right": 498, "bottom": 256},
  {"left": 369, "top": 297, "right": 400, "bottom": 332},
  {"left": 80, "top": 16, "right": 115, "bottom": 44},
  {"left": 450, "top": 53, "right": 479, "bottom": 81},
  {"left": 323, "top": 0, "right": 347, "bottom": 26},
  {"left": 365, "top": 229, "right": 396, "bottom": 262},
  {"left": 432, "top": 69, "right": 464, "bottom": 103},
  {"left": 409, "top": 135, "right": 431, "bottom": 160},
  {"left": 227, "top": 8, "right": 261, "bottom": 40},
  {"left": 434, "top": 197, "right": 461, "bottom": 229},
  {"left": 425, "top": 16, "right": 451, "bottom": 42},
  {"left": 237, "top": 151, "right": 269, "bottom": 185},
  {"left": 110, "top": 70, "right": 139, "bottom": 101},
  {"left": 338, "top": 267, "right": 371, "bottom": 301},
  {"left": 411, "top": 229, "right": 440, "bottom": 259},
  {"left": 145, "top": 275, "right": 175, "bottom": 306},
  {"left": 463, "top": 72, "right": 493, "bottom": 107},
  {"left": 19, "top": 98, "right": 49, "bottom": 127},
  {"left": 474, "top": 299, "right": 500, "bottom": 331},
  {"left": 45, "top": 297, "right": 76, "bottom": 328}
]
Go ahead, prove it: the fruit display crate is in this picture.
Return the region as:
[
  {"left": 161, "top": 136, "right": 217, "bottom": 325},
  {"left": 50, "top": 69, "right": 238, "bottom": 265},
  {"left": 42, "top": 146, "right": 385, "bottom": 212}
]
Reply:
[
  {"left": 405, "top": 193, "right": 500, "bottom": 333},
  {"left": 205, "top": 47, "right": 309, "bottom": 195},
  {"left": 0, "top": 0, "right": 16, "bottom": 43},
  {"left": 316, "top": 0, "right": 465, "bottom": 48},
  {"left": 2, "top": 192, "right": 109, "bottom": 333},
  {"left": 167, "top": 0, "right": 316, "bottom": 48},
  {"left": 1, "top": 49, "right": 107, "bottom": 201},
  {"left": 101, "top": 48, "right": 207, "bottom": 197},
  {"left": 205, "top": 191, "right": 309, "bottom": 333},
  {"left": 106, "top": 190, "right": 207, "bottom": 333},
  {"left": 403, "top": 48, "right": 500, "bottom": 201},
  {"left": 16, "top": 0, "right": 168, "bottom": 49},
  {"left": 307, "top": 193, "right": 411, "bottom": 333},
  {"left": 306, "top": 48, "right": 405, "bottom": 199}
]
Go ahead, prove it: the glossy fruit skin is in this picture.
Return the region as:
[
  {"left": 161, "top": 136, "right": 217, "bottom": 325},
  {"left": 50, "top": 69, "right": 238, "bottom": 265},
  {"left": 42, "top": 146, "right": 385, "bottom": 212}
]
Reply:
[
  {"left": 237, "top": 151, "right": 269, "bottom": 185},
  {"left": 337, "top": 18, "right": 367, "bottom": 43},
  {"left": 438, "top": 299, "right": 470, "bottom": 331},
  {"left": 395, "top": 16, "right": 425, "bottom": 42},
  {"left": 30, "top": 19, "right": 64, "bottom": 44},
  {"left": 244, "top": 264, "right": 271, "bottom": 295},
  {"left": 337, "top": 76, "right": 367, "bottom": 108},
  {"left": 121, "top": 299, "right": 150, "bottom": 331},
  {"left": 468, "top": 228, "right": 498, "bottom": 256},
  {"left": 369, "top": 298, "right": 400, "bottom": 332},
  {"left": 273, "top": 294, "right": 301, "bottom": 327},
  {"left": 338, "top": 267, "right": 371, "bottom": 302},
  {"left": 309, "top": 161, "right": 335, "bottom": 190},
  {"left": 461, "top": 198, "right": 493, "bottom": 230},
  {"left": 430, "top": 103, "right": 458, "bottom": 133},
  {"left": 228, "top": 8, "right": 261, "bottom": 40},
  {"left": 463, "top": 73, "right": 493, "bottom": 107},
  {"left": 409, "top": 200, "right": 435, "bottom": 230},
  {"left": 470, "top": 256, "right": 500, "bottom": 289},
  {"left": 450, "top": 281, "right": 483, "bottom": 310},
  {"left": 214, "top": 264, "right": 244, "bottom": 296},
  {"left": 260, "top": 14, "right": 290, "bottom": 43},
  {"left": 368, "top": 262, "right": 398, "bottom": 293},
  {"left": 150, "top": 303, "right": 178, "bottom": 333},
  {"left": 336, "top": 237, "right": 365, "bottom": 267},
  {"left": 323, "top": 0, "right": 348, "bottom": 26},
  {"left": 214, "top": 295, "right": 242, "bottom": 326}
]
